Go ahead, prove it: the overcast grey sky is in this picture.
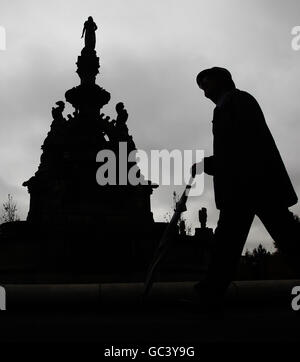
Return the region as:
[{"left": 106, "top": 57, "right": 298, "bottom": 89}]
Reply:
[{"left": 1, "top": 0, "right": 300, "bottom": 252}]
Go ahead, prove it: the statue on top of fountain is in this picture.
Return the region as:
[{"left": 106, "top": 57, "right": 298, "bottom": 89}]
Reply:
[{"left": 81, "top": 16, "right": 98, "bottom": 51}]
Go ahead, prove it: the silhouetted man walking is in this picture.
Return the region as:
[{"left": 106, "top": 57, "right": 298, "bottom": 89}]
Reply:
[{"left": 192, "top": 67, "right": 299, "bottom": 304}]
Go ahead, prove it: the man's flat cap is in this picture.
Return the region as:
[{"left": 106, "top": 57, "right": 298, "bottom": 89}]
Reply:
[{"left": 196, "top": 67, "right": 233, "bottom": 87}]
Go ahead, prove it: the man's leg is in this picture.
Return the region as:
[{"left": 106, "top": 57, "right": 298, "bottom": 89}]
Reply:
[
  {"left": 256, "top": 207, "right": 300, "bottom": 274},
  {"left": 196, "top": 207, "right": 255, "bottom": 300}
]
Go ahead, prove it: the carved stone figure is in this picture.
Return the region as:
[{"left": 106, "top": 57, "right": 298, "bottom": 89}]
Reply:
[
  {"left": 51, "top": 101, "right": 65, "bottom": 122},
  {"left": 114, "top": 102, "right": 129, "bottom": 140},
  {"left": 81, "top": 16, "right": 98, "bottom": 50}
]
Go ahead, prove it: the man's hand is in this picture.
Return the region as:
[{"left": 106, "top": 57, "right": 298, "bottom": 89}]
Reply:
[
  {"left": 191, "top": 161, "right": 204, "bottom": 178},
  {"left": 175, "top": 199, "right": 187, "bottom": 213}
]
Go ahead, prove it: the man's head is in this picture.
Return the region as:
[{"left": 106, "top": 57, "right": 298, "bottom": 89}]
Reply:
[{"left": 196, "top": 67, "right": 235, "bottom": 104}]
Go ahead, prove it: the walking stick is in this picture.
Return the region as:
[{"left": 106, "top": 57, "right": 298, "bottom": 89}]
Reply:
[{"left": 142, "top": 175, "right": 195, "bottom": 298}]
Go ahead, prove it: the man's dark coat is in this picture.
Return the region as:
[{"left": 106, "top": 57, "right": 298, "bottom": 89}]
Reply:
[{"left": 204, "top": 89, "right": 298, "bottom": 210}]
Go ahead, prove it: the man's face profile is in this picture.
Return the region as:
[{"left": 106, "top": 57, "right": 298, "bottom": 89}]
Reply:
[{"left": 199, "top": 76, "right": 219, "bottom": 102}]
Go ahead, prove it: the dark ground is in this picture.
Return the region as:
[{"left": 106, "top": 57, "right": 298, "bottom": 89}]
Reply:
[{"left": 0, "top": 297, "right": 299, "bottom": 359}]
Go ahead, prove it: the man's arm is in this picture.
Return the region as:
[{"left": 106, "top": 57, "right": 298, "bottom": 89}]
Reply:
[
  {"left": 204, "top": 156, "right": 215, "bottom": 176},
  {"left": 191, "top": 156, "right": 215, "bottom": 177}
]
